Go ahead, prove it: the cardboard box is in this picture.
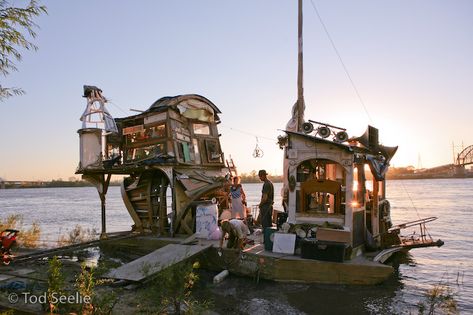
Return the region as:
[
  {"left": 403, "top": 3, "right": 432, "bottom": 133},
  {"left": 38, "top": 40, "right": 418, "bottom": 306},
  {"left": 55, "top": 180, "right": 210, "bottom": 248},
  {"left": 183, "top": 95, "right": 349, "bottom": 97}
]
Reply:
[
  {"left": 316, "top": 227, "right": 351, "bottom": 244},
  {"left": 195, "top": 204, "right": 218, "bottom": 239},
  {"left": 272, "top": 233, "right": 296, "bottom": 254}
]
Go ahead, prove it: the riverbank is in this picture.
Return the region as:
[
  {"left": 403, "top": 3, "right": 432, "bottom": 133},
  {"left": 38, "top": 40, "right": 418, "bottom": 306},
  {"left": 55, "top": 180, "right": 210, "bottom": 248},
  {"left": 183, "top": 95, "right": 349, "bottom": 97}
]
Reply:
[
  {"left": 4, "top": 175, "right": 473, "bottom": 189},
  {"left": 0, "top": 234, "right": 458, "bottom": 314}
]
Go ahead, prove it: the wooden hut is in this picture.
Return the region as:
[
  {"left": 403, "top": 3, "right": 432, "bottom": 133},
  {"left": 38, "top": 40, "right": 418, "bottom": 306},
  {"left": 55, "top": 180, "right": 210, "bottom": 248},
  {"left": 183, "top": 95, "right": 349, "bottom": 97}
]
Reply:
[{"left": 76, "top": 86, "right": 230, "bottom": 237}]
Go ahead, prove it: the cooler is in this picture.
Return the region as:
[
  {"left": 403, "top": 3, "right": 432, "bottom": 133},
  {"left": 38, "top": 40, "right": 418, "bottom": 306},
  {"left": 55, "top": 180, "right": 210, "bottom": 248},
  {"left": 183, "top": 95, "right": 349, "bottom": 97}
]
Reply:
[
  {"left": 300, "top": 238, "right": 347, "bottom": 262},
  {"left": 264, "top": 227, "right": 277, "bottom": 251}
]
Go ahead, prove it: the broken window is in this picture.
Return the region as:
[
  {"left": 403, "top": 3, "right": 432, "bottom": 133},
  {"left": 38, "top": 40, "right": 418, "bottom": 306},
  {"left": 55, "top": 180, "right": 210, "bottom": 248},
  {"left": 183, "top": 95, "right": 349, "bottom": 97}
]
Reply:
[
  {"left": 193, "top": 139, "right": 201, "bottom": 164},
  {"left": 125, "top": 144, "right": 165, "bottom": 162},
  {"left": 193, "top": 123, "right": 210, "bottom": 135},
  {"left": 177, "top": 142, "right": 191, "bottom": 163},
  {"left": 147, "top": 124, "right": 166, "bottom": 138},
  {"left": 205, "top": 139, "right": 222, "bottom": 163}
]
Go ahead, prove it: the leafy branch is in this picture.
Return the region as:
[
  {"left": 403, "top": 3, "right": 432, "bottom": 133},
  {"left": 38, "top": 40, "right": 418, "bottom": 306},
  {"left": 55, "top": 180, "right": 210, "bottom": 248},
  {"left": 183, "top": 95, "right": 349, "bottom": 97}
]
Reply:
[{"left": 0, "top": 0, "right": 47, "bottom": 100}]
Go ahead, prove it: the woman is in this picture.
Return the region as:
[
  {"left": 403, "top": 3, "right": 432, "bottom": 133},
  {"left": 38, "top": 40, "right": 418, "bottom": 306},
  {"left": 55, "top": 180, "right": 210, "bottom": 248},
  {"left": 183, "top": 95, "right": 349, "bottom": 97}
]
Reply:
[{"left": 229, "top": 176, "right": 246, "bottom": 219}]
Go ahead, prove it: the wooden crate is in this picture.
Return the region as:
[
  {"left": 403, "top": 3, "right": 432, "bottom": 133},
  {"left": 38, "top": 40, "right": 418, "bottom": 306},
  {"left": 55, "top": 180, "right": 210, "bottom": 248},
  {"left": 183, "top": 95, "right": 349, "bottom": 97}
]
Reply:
[{"left": 316, "top": 227, "right": 351, "bottom": 244}]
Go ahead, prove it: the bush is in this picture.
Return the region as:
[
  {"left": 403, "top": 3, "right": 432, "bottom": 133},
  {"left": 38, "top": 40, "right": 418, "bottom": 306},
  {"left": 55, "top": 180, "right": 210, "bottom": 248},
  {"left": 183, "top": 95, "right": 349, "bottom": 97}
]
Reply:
[
  {"left": 0, "top": 214, "right": 41, "bottom": 248},
  {"left": 143, "top": 260, "right": 211, "bottom": 314},
  {"left": 57, "top": 225, "right": 97, "bottom": 246},
  {"left": 418, "top": 282, "right": 458, "bottom": 315},
  {"left": 47, "top": 256, "right": 65, "bottom": 313}
]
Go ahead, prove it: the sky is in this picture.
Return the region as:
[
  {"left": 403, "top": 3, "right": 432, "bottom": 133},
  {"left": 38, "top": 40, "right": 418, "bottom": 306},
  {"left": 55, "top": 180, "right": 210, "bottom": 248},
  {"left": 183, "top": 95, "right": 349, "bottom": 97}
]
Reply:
[{"left": 0, "top": 0, "right": 472, "bottom": 181}]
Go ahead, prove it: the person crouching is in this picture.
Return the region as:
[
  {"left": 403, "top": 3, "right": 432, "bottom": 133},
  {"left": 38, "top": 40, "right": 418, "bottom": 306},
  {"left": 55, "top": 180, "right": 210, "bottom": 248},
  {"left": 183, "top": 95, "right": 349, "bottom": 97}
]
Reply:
[{"left": 219, "top": 219, "right": 249, "bottom": 250}]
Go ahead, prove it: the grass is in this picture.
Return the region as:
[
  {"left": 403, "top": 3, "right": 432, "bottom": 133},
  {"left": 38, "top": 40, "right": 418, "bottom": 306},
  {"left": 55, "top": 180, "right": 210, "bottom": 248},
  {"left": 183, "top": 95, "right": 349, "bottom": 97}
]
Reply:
[
  {"left": 0, "top": 214, "right": 41, "bottom": 248},
  {"left": 57, "top": 224, "right": 97, "bottom": 246},
  {"left": 417, "top": 280, "right": 459, "bottom": 315},
  {"left": 140, "top": 259, "right": 212, "bottom": 314}
]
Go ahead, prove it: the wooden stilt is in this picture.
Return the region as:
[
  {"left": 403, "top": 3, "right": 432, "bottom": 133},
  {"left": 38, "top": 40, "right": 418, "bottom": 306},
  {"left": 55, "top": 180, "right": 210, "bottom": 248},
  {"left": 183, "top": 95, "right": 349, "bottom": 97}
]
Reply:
[{"left": 99, "top": 173, "right": 112, "bottom": 240}]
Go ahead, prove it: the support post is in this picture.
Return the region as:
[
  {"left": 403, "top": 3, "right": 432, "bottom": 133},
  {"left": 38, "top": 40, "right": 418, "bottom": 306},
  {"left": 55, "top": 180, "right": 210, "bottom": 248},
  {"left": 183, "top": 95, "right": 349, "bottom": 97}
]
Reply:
[
  {"left": 372, "top": 179, "right": 380, "bottom": 244},
  {"left": 99, "top": 173, "right": 112, "bottom": 240},
  {"left": 82, "top": 173, "right": 112, "bottom": 240}
]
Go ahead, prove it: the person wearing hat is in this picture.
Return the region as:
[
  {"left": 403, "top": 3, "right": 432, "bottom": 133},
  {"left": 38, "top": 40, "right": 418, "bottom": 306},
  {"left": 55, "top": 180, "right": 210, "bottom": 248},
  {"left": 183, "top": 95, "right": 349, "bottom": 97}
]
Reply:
[
  {"left": 258, "top": 169, "right": 274, "bottom": 230},
  {"left": 219, "top": 219, "right": 249, "bottom": 249}
]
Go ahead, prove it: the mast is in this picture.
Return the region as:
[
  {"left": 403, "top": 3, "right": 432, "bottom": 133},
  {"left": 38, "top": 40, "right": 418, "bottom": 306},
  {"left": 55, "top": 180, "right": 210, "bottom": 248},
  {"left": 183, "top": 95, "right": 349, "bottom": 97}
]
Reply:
[{"left": 297, "top": 0, "right": 305, "bottom": 131}]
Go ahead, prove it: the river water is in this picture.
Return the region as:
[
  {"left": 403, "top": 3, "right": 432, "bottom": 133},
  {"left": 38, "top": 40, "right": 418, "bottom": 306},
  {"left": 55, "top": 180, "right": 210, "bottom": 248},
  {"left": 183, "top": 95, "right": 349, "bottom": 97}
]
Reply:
[{"left": 0, "top": 178, "right": 472, "bottom": 314}]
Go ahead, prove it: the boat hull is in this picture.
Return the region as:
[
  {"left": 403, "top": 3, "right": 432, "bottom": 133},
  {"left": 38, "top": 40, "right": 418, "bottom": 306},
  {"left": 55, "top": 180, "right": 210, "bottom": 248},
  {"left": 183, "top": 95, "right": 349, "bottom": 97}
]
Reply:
[{"left": 202, "top": 244, "right": 393, "bottom": 285}]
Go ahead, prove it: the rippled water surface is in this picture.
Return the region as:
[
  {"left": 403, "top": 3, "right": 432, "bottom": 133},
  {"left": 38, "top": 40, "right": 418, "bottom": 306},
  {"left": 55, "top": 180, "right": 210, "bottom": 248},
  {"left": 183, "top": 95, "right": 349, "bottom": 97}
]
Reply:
[{"left": 1, "top": 178, "right": 472, "bottom": 314}]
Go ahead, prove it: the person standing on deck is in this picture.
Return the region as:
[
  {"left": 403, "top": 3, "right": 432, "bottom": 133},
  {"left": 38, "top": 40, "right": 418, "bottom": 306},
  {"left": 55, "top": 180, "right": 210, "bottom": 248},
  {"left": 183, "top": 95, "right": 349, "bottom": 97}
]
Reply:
[
  {"left": 230, "top": 176, "right": 246, "bottom": 219},
  {"left": 258, "top": 170, "right": 274, "bottom": 230}
]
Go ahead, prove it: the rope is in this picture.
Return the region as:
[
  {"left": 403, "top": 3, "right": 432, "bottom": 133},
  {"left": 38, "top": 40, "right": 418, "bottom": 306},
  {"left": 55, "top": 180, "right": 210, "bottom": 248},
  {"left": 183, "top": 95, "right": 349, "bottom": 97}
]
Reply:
[
  {"left": 397, "top": 180, "right": 434, "bottom": 239},
  {"left": 107, "top": 99, "right": 130, "bottom": 116},
  {"left": 219, "top": 125, "right": 276, "bottom": 142},
  {"left": 308, "top": 0, "right": 373, "bottom": 124}
]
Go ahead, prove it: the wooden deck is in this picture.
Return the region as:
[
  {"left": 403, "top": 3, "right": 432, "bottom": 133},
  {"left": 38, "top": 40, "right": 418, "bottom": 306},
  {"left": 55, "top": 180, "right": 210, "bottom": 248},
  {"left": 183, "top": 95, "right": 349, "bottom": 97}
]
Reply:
[{"left": 100, "top": 234, "right": 393, "bottom": 285}]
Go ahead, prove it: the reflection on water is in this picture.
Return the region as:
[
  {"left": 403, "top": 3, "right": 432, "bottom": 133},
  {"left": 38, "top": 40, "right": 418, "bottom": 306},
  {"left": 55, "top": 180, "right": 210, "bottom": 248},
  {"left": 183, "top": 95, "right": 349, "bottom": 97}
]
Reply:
[{"left": 1, "top": 178, "right": 472, "bottom": 313}]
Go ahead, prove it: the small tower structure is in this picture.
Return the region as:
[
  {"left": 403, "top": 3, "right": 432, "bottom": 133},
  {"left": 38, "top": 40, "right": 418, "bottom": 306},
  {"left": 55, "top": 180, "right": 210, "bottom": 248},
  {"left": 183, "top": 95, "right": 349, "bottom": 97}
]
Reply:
[{"left": 78, "top": 86, "right": 118, "bottom": 169}]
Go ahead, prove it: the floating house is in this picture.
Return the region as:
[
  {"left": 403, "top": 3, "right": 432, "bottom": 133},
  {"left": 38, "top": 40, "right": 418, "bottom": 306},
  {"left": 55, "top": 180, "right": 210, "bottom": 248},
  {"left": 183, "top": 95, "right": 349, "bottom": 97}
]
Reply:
[{"left": 76, "top": 86, "right": 231, "bottom": 238}]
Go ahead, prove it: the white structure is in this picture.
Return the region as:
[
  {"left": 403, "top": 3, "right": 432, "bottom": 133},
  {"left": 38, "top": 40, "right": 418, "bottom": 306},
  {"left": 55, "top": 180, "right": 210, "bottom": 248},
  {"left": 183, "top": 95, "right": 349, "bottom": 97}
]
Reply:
[{"left": 78, "top": 86, "right": 118, "bottom": 169}]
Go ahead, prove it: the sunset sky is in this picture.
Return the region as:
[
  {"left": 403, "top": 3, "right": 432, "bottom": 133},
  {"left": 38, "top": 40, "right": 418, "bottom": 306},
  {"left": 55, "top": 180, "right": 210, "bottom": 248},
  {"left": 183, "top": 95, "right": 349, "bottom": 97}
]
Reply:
[{"left": 1, "top": 0, "right": 472, "bottom": 181}]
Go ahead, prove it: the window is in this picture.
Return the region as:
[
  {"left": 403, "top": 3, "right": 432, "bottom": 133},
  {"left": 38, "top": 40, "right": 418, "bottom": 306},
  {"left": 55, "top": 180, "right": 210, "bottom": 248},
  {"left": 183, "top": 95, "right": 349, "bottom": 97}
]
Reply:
[
  {"left": 193, "top": 123, "right": 210, "bottom": 135},
  {"left": 125, "top": 130, "right": 147, "bottom": 145},
  {"left": 205, "top": 139, "right": 222, "bottom": 163},
  {"left": 299, "top": 179, "right": 342, "bottom": 214},
  {"left": 125, "top": 124, "right": 166, "bottom": 145},
  {"left": 177, "top": 142, "right": 191, "bottom": 162},
  {"left": 147, "top": 124, "right": 166, "bottom": 138},
  {"left": 193, "top": 139, "right": 201, "bottom": 164},
  {"left": 125, "top": 144, "right": 165, "bottom": 162},
  {"left": 296, "top": 159, "right": 346, "bottom": 215}
]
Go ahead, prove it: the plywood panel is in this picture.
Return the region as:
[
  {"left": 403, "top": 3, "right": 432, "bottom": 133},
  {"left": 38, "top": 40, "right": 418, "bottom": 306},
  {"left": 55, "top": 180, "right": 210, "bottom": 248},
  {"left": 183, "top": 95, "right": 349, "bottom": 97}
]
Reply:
[{"left": 106, "top": 244, "right": 210, "bottom": 281}]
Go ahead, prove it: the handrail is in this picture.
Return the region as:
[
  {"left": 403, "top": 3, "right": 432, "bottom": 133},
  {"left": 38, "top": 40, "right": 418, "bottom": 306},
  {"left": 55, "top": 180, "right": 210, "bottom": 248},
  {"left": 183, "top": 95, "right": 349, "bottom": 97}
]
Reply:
[{"left": 388, "top": 216, "right": 437, "bottom": 232}]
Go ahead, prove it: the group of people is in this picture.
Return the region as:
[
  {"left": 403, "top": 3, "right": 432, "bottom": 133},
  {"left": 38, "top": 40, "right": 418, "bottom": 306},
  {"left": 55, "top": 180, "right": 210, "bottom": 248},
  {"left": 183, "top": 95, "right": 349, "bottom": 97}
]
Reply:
[{"left": 220, "top": 170, "right": 274, "bottom": 250}]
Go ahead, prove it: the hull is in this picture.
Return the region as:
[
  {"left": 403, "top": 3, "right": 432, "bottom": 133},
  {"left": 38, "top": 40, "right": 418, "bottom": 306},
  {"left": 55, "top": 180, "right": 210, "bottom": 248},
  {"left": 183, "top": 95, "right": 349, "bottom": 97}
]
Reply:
[{"left": 202, "top": 244, "right": 393, "bottom": 285}]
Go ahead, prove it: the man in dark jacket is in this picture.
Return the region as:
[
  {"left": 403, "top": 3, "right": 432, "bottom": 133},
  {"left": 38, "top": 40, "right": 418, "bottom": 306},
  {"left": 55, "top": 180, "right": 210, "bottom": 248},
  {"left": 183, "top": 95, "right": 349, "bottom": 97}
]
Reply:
[{"left": 258, "top": 169, "right": 274, "bottom": 230}]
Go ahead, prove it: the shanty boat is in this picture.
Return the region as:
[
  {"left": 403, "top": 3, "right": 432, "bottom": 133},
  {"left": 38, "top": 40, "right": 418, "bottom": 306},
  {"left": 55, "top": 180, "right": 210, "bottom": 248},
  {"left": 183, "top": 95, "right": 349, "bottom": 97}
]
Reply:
[
  {"left": 258, "top": 0, "right": 444, "bottom": 280},
  {"left": 76, "top": 86, "right": 233, "bottom": 238},
  {"left": 209, "top": 0, "right": 444, "bottom": 284}
]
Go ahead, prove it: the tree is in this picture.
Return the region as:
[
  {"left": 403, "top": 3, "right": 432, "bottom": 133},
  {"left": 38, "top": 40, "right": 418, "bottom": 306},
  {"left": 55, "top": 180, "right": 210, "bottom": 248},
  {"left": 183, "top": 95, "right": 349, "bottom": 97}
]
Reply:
[{"left": 0, "top": 0, "right": 47, "bottom": 100}]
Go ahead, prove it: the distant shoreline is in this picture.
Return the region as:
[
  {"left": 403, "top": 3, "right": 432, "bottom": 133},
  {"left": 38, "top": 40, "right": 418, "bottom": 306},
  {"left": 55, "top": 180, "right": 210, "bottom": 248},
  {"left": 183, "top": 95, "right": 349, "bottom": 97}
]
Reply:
[
  {"left": 1, "top": 175, "right": 472, "bottom": 189},
  {"left": 387, "top": 174, "right": 473, "bottom": 180}
]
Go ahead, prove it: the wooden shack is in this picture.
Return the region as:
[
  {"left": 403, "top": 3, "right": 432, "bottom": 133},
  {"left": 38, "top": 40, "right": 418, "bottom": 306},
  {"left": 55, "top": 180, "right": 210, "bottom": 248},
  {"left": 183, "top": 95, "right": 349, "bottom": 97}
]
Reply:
[
  {"left": 281, "top": 121, "right": 398, "bottom": 252},
  {"left": 76, "top": 86, "right": 230, "bottom": 237}
]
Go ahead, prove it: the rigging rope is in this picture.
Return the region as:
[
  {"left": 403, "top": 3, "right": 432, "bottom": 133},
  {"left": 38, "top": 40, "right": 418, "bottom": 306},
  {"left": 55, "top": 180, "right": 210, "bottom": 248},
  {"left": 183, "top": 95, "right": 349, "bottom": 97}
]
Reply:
[
  {"left": 309, "top": 0, "right": 373, "bottom": 124},
  {"left": 107, "top": 99, "right": 130, "bottom": 116},
  {"left": 220, "top": 125, "right": 276, "bottom": 142},
  {"left": 398, "top": 180, "right": 434, "bottom": 238}
]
